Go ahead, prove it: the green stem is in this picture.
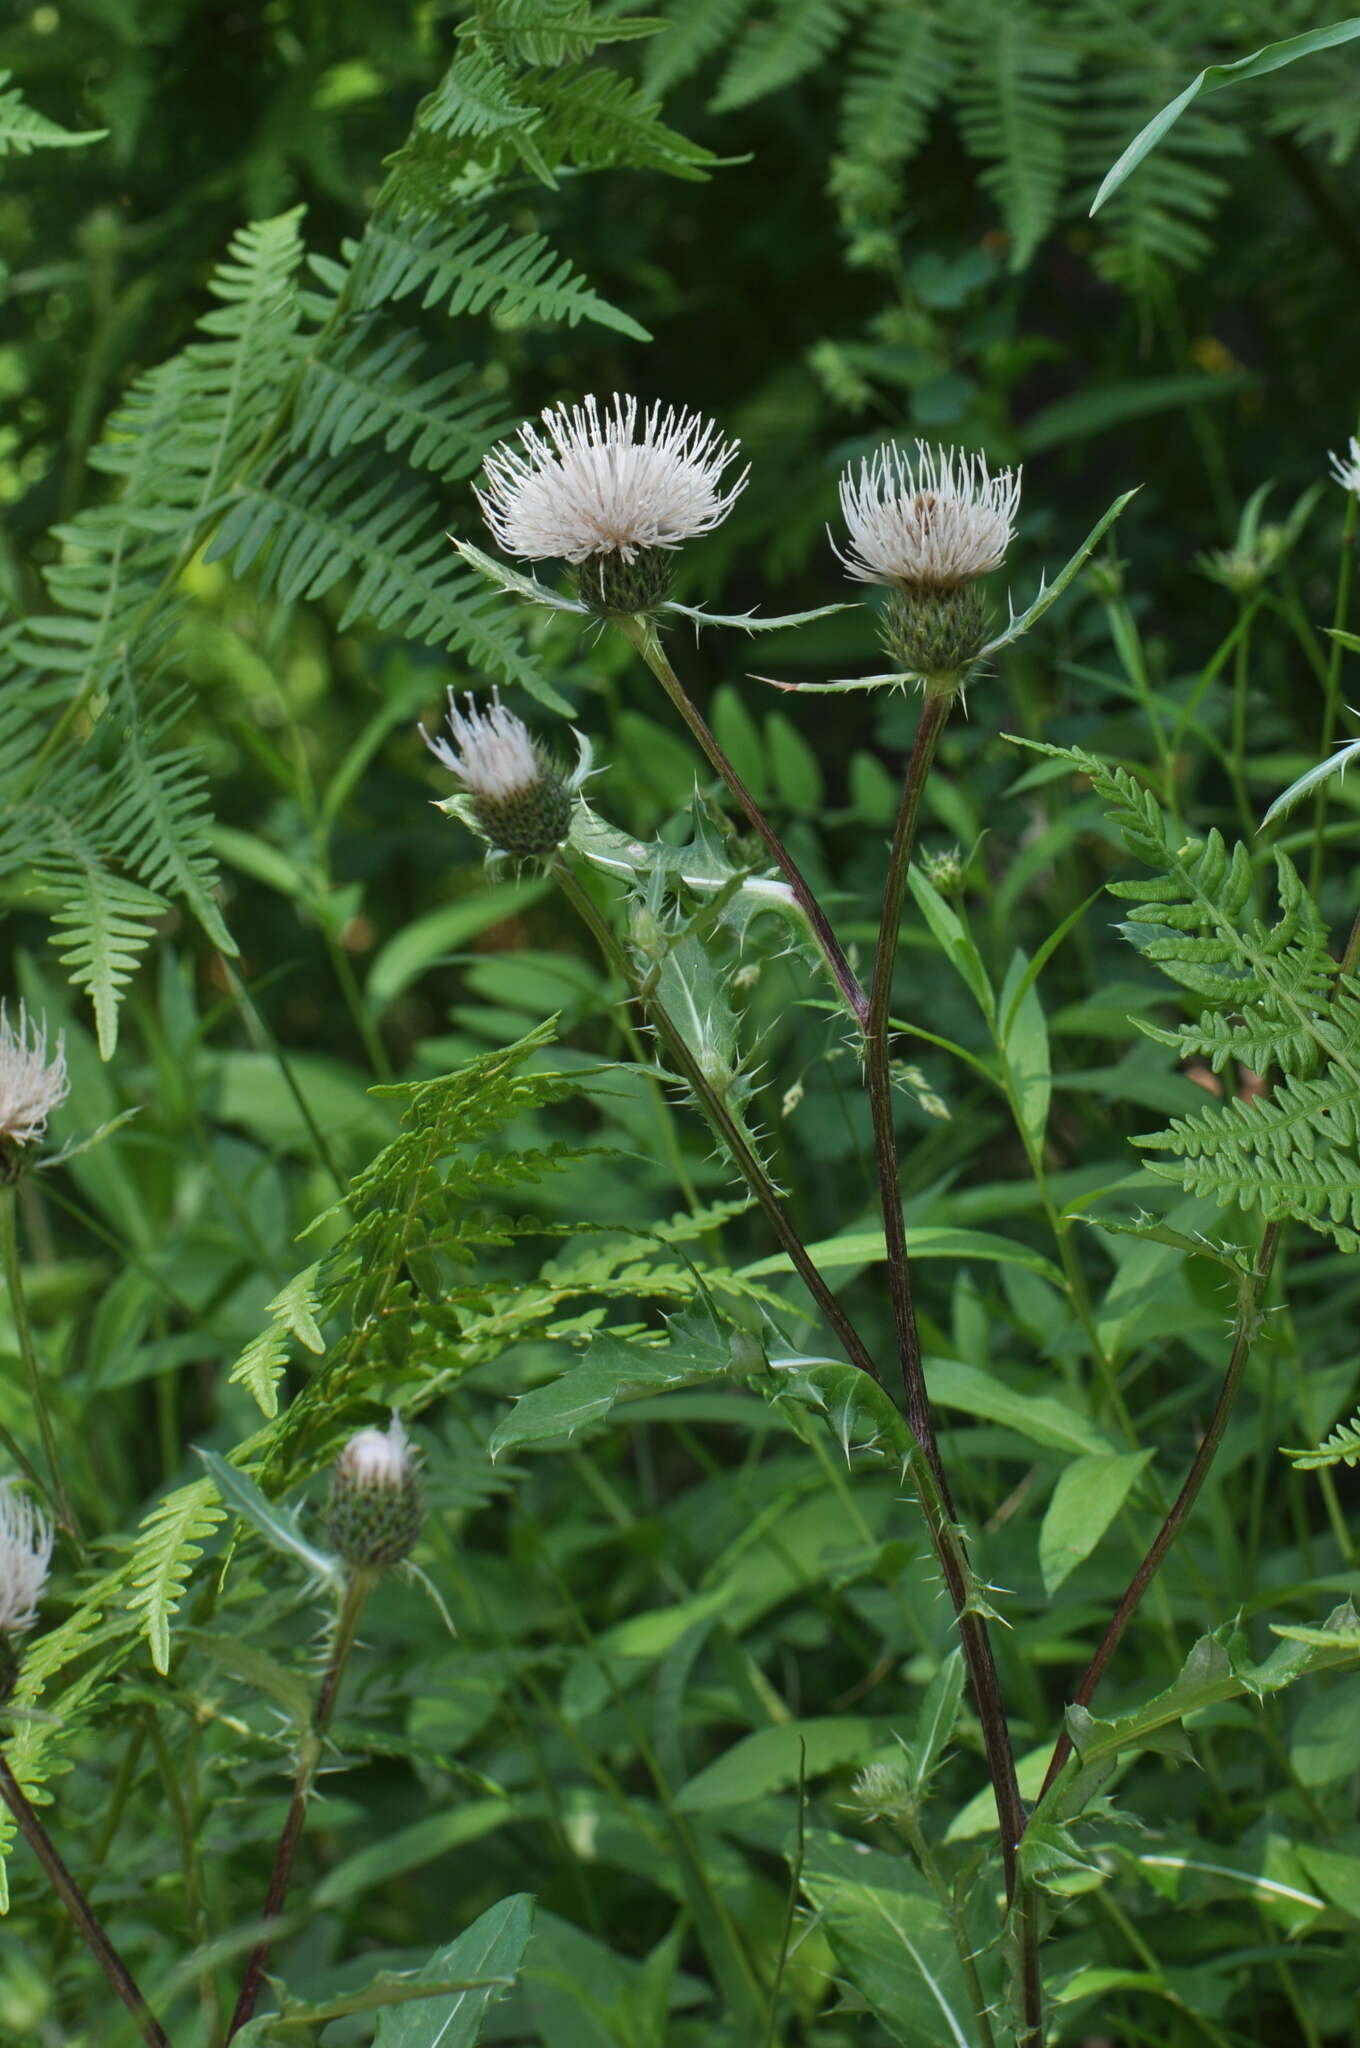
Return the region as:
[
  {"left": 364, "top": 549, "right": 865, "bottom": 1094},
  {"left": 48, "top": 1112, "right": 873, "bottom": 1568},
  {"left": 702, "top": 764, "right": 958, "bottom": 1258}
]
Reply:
[
  {"left": 218, "top": 958, "right": 349, "bottom": 1200},
  {"left": 226, "top": 1568, "right": 373, "bottom": 2039},
  {"left": 863, "top": 689, "right": 1031, "bottom": 2012},
  {"left": 1036, "top": 1221, "right": 1281, "bottom": 1803},
  {"left": 0, "top": 1182, "right": 82, "bottom": 1550},
  {"left": 1310, "top": 455, "right": 1359, "bottom": 896},
  {"left": 1228, "top": 597, "right": 1257, "bottom": 845},
  {"left": 898, "top": 1809, "right": 997, "bottom": 2048},
  {"left": 0, "top": 1751, "right": 169, "bottom": 2048},
  {"left": 618, "top": 615, "right": 870, "bottom": 1028}
]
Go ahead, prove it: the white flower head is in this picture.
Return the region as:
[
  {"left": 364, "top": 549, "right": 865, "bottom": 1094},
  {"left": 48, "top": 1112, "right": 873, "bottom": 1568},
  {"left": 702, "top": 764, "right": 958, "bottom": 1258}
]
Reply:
[
  {"left": 1329, "top": 435, "right": 1360, "bottom": 498},
  {"left": 834, "top": 441, "right": 1021, "bottom": 590},
  {"left": 338, "top": 1414, "right": 414, "bottom": 1491},
  {"left": 422, "top": 689, "right": 543, "bottom": 803},
  {"left": 0, "top": 1485, "right": 54, "bottom": 1636},
  {"left": 0, "top": 1003, "right": 69, "bottom": 1152},
  {"left": 475, "top": 393, "right": 748, "bottom": 565}
]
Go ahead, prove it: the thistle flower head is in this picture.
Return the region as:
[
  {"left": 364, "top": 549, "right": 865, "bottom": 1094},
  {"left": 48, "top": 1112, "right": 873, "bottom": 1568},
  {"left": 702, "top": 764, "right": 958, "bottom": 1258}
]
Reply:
[
  {"left": 1329, "top": 436, "right": 1360, "bottom": 498},
  {"left": 0, "top": 1485, "right": 54, "bottom": 1639},
  {"left": 475, "top": 394, "right": 748, "bottom": 592},
  {"left": 849, "top": 1759, "right": 915, "bottom": 1821},
  {"left": 326, "top": 1415, "right": 422, "bottom": 1573},
  {"left": 834, "top": 441, "right": 1020, "bottom": 592},
  {"left": 421, "top": 689, "right": 576, "bottom": 859},
  {"left": 0, "top": 1003, "right": 69, "bottom": 1155}
]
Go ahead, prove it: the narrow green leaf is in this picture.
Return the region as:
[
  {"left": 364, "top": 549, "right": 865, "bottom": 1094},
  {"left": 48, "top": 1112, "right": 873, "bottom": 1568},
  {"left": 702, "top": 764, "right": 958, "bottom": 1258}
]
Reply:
[
  {"left": 1039, "top": 1450, "right": 1154, "bottom": 1595},
  {"left": 195, "top": 1448, "right": 343, "bottom": 1589},
  {"left": 373, "top": 1894, "right": 534, "bottom": 2046}
]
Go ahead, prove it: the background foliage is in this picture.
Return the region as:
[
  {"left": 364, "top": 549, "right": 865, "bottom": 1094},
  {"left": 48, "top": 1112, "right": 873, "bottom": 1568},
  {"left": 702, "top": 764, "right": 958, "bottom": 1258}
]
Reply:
[{"left": 2, "top": 3, "right": 1360, "bottom": 2044}]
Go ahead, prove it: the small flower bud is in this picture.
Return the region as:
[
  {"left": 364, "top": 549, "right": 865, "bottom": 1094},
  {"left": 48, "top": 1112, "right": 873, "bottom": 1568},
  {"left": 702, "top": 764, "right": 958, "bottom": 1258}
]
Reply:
[
  {"left": 0, "top": 1486, "right": 54, "bottom": 1703},
  {"left": 422, "top": 690, "right": 574, "bottom": 860},
  {"left": 922, "top": 845, "right": 965, "bottom": 896},
  {"left": 849, "top": 1759, "right": 917, "bottom": 1823},
  {"left": 325, "top": 1416, "right": 421, "bottom": 1573},
  {"left": 0, "top": 1004, "right": 69, "bottom": 1167}
]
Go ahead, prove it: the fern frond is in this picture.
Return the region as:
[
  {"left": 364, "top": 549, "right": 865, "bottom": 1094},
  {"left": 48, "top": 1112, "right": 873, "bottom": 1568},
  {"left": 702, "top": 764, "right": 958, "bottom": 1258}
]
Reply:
[
  {"left": 950, "top": 4, "right": 1077, "bottom": 269},
  {"left": 838, "top": 2, "right": 953, "bottom": 172},
  {"left": 475, "top": 0, "right": 664, "bottom": 65},
  {"left": 643, "top": 0, "right": 749, "bottom": 95},
  {"left": 534, "top": 67, "right": 719, "bottom": 180},
  {"left": 711, "top": 0, "right": 862, "bottom": 115},
  {"left": 229, "top": 1264, "right": 326, "bottom": 1419},
  {"left": 1138, "top": 1071, "right": 1360, "bottom": 1251},
  {"left": 349, "top": 208, "right": 650, "bottom": 339},
  {"left": 39, "top": 843, "right": 167, "bottom": 1060},
  {"left": 1287, "top": 1408, "right": 1360, "bottom": 1469},
  {"left": 0, "top": 71, "right": 106, "bottom": 157},
  {"left": 98, "top": 685, "right": 236, "bottom": 955},
  {"left": 128, "top": 1479, "right": 229, "bottom": 1674},
  {"left": 290, "top": 323, "right": 506, "bottom": 481}
]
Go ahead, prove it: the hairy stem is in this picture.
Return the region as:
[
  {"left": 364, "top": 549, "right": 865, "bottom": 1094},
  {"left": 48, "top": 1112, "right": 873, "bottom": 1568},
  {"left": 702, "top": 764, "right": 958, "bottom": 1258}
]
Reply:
[
  {"left": 618, "top": 615, "right": 870, "bottom": 1027},
  {"left": 226, "top": 1568, "right": 373, "bottom": 2039},
  {"left": 0, "top": 1751, "right": 169, "bottom": 2048},
  {"left": 0, "top": 1183, "right": 82, "bottom": 1550},
  {"left": 1036, "top": 1222, "right": 1282, "bottom": 1803}
]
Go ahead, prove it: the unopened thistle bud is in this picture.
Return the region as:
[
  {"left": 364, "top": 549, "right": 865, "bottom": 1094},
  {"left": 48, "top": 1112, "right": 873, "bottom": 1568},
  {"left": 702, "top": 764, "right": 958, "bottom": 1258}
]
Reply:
[
  {"left": 922, "top": 845, "right": 965, "bottom": 896},
  {"left": 325, "top": 1416, "right": 421, "bottom": 1573},
  {"left": 849, "top": 1759, "right": 917, "bottom": 1823},
  {"left": 474, "top": 394, "right": 748, "bottom": 616},
  {"left": 422, "top": 690, "right": 575, "bottom": 859},
  {"left": 0, "top": 1004, "right": 69, "bottom": 1167},
  {"left": 0, "top": 1486, "right": 54, "bottom": 1703},
  {"left": 833, "top": 442, "right": 1020, "bottom": 691}
]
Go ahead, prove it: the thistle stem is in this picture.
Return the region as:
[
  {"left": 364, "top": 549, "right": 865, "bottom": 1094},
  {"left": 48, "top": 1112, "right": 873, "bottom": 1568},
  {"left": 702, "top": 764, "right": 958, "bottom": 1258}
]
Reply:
[
  {"left": 862, "top": 686, "right": 1032, "bottom": 2032},
  {"left": 618, "top": 616, "right": 870, "bottom": 1027},
  {"left": 0, "top": 1751, "right": 169, "bottom": 2048},
  {"left": 1036, "top": 1222, "right": 1282, "bottom": 1804},
  {"left": 226, "top": 1567, "right": 373, "bottom": 2039},
  {"left": 0, "top": 1183, "right": 82, "bottom": 1550}
]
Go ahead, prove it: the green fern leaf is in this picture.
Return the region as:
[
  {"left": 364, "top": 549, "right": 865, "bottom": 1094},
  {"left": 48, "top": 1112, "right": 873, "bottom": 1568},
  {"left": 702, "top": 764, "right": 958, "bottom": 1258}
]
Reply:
[
  {"left": 128, "top": 1479, "right": 228, "bottom": 1674},
  {"left": 0, "top": 71, "right": 106, "bottom": 157},
  {"left": 99, "top": 687, "right": 237, "bottom": 956},
  {"left": 711, "top": 0, "right": 862, "bottom": 114},
  {"left": 1287, "top": 1408, "right": 1360, "bottom": 1469},
  {"left": 40, "top": 846, "right": 166, "bottom": 1059},
  {"left": 838, "top": 2, "right": 953, "bottom": 170},
  {"left": 290, "top": 323, "right": 507, "bottom": 481},
  {"left": 643, "top": 0, "right": 748, "bottom": 95},
  {"left": 951, "top": 4, "right": 1077, "bottom": 269}
]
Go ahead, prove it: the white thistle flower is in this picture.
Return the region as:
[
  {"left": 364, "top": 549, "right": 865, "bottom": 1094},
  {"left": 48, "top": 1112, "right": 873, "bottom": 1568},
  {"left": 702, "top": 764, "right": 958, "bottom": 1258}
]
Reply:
[
  {"left": 422, "top": 689, "right": 543, "bottom": 802},
  {"left": 0, "top": 1485, "right": 54, "bottom": 1636},
  {"left": 338, "top": 1414, "right": 414, "bottom": 1490},
  {"left": 0, "top": 1003, "right": 69, "bottom": 1151},
  {"left": 475, "top": 393, "right": 748, "bottom": 565},
  {"left": 1329, "top": 435, "right": 1360, "bottom": 498},
  {"left": 834, "top": 441, "right": 1021, "bottom": 590}
]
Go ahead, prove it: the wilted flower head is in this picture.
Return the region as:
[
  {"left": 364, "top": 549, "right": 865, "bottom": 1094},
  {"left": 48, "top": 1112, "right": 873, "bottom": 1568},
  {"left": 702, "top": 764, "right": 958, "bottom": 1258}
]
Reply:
[
  {"left": 0, "top": 1003, "right": 69, "bottom": 1154},
  {"left": 421, "top": 689, "right": 576, "bottom": 859},
  {"left": 1330, "top": 436, "right": 1360, "bottom": 498},
  {"left": 0, "top": 1485, "right": 53, "bottom": 1638},
  {"left": 475, "top": 394, "right": 747, "bottom": 612},
  {"left": 834, "top": 441, "right": 1020, "bottom": 592},
  {"left": 326, "top": 1415, "right": 422, "bottom": 1573}
]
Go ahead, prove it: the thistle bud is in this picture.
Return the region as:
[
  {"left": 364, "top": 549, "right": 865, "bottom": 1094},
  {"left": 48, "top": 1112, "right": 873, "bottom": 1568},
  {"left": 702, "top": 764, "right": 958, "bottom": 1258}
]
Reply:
[
  {"left": 422, "top": 690, "right": 575, "bottom": 860},
  {"left": 0, "top": 1486, "right": 54, "bottom": 1704},
  {"left": 325, "top": 1416, "right": 421, "bottom": 1573},
  {"left": 0, "top": 1004, "right": 69, "bottom": 1170},
  {"left": 922, "top": 845, "right": 965, "bottom": 897},
  {"left": 849, "top": 1759, "right": 917, "bottom": 1823}
]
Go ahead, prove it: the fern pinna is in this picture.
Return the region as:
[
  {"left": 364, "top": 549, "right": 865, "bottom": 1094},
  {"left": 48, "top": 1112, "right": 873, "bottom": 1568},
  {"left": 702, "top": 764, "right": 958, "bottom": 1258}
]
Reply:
[
  {"left": 1024, "top": 740, "right": 1360, "bottom": 1250},
  {"left": 0, "top": 1, "right": 710, "bottom": 1055}
]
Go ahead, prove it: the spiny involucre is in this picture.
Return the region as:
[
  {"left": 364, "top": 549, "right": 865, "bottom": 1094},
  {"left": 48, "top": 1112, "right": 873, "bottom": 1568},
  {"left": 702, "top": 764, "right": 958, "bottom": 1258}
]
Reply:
[
  {"left": 325, "top": 1415, "right": 422, "bottom": 1572},
  {"left": 0, "top": 1003, "right": 69, "bottom": 1154},
  {"left": 421, "top": 688, "right": 578, "bottom": 859}
]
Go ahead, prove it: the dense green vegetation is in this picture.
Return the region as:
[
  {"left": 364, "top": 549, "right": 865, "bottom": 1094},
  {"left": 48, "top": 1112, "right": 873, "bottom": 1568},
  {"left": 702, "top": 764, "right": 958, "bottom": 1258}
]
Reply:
[{"left": 1, "top": 5, "right": 1360, "bottom": 2045}]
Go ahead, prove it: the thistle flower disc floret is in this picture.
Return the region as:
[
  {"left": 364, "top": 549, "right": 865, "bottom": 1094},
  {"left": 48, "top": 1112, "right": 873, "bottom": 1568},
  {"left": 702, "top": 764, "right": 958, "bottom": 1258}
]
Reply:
[
  {"left": 475, "top": 393, "right": 748, "bottom": 567},
  {"left": 0, "top": 1003, "right": 69, "bottom": 1153},
  {"left": 0, "top": 1485, "right": 53, "bottom": 1638},
  {"left": 834, "top": 441, "right": 1021, "bottom": 591},
  {"left": 421, "top": 689, "right": 576, "bottom": 859}
]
